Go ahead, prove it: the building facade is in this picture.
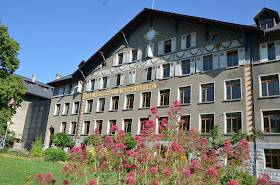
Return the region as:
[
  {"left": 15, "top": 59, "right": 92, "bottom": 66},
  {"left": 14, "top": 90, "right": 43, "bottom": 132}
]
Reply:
[
  {"left": 10, "top": 74, "right": 53, "bottom": 150},
  {"left": 45, "top": 8, "right": 280, "bottom": 180}
]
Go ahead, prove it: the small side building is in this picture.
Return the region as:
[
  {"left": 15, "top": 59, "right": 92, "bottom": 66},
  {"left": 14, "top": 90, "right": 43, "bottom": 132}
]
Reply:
[{"left": 9, "top": 74, "right": 53, "bottom": 150}]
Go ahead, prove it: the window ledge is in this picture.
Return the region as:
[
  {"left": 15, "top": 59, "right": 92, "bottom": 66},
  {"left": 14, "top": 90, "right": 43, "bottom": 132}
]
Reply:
[
  {"left": 223, "top": 99, "right": 242, "bottom": 102},
  {"left": 71, "top": 113, "right": 78, "bottom": 115},
  {"left": 84, "top": 112, "right": 92, "bottom": 114},
  {"left": 254, "top": 59, "right": 280, "bottom": 65},
  {"left": 112, "top": 86, "right": 121, "bottom": 89},
  {"left": 159, "top": 77, "right": 170, "bottom": 81},
  {"left": 80, "top": 134, "right": 89, "bottom": 136},
  {"left": 157, "top": 105, "right": 169, "bottom": 108},
  {"left": 53, "top": 115, "right": 59, "bottom": 117},
  {"left": 142, "top": 80, "right": 153, "bottom": 84},
  {"left": 96, "top": 111, "right": 104, "bottom": 113},
  {"left": 123, "top": 109, "right": 133, "bottom": 111},
  {"left": 69, "top": 134, "right": 75, "bottom": 136},
  {"left": 225, "top": 65, "right": 239, "bottom": 70},
  {"left": 126, "top": 84, "right": 135, "bottom": 86},
  {"left": 178, "top": 74, "right": 191, "bottom": 78},
  {"left": 138, "top": 107, "right": 150, "bottom": 110},
  {"left": 258, "top": 95, "right": 280, "bottom": 99},
  {"left": 180, "top": 103, "right": 191, "bottom": 106},
  {"left": 62, "top": 114, "right": 69, "bottom": 116},
  {"left": 263, "top": 133, "right": 280, "bottom": 136},
  {"left": 198, "top": 101, "right": 215, "bottom": 105},
  {"left": 200, "top": 69, "right": 215, "bottom": 74},
  {"left": 109, "top": 110, "right": 118, "bottom": 112}
]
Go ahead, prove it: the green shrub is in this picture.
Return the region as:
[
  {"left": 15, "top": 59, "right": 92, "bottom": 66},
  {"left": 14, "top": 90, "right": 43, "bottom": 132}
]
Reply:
[
  {"left": 125, "top": 132, "right": 137, "bottom": 150},
  {"left": 220, "top": 169, "right": 256, "bottom": 185},
  {"left": 31, "top": 135, "right": 43, "bottom": 157},
  {"left": 44, "top": 148, "right": 69, "bottom": 162}
]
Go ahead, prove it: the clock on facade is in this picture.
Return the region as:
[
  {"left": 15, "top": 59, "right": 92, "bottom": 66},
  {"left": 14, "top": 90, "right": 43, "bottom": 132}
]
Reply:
[{"left": 144, "top": 27, "right": 158, "bottom": 41}]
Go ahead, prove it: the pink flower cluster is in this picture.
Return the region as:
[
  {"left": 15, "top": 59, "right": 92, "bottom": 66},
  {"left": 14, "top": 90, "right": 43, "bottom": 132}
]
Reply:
[{"left": 35, "top": 173, "right": 56, "bottom": 185}]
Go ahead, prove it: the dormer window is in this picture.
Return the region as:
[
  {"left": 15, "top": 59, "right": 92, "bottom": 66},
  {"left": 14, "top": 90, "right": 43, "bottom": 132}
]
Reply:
[
  {"left": 118, "top": 53, "right": 123, "bottom": 65},
  {"left": 261, "top": 18, "right": 273, "bottom": 29}
]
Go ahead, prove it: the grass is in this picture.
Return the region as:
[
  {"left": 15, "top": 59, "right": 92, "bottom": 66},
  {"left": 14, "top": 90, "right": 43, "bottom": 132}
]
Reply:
[{"left": 0, "top": 154, "right": 65, "bottom": 185}]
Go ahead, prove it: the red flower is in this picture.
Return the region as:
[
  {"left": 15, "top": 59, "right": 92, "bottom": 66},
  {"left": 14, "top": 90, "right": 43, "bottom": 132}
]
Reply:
[
  {"left": 150, "top": 167, "right": 158, "bottom": 174},
  {"left": 227, "top": 180, "right": 240, "bottom": 185},
  {"left": 163, "top": 170, "right": 171, "bottom": 176},
  {"left": 63, "top": 180, "right": 71, "bottom": 184},
  {"left": 88, "top": 179, "right": 98, "bottom": 185},
  {"left": 151, "top": 106, "right": 158, "bottom": 114}
]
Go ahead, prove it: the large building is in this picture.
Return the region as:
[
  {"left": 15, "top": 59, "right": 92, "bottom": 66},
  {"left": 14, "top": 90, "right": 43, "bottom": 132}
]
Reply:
[
  {"left": 10, "top": 74, "right": 53, "bottom": 150},
  {"left": 45, "top": 8, "right": 280, "bottom": 180}
]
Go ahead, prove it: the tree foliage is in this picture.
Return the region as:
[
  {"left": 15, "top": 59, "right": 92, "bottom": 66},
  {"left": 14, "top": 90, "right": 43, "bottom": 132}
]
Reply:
[
  {"left": 0, "top": 21, "right": 26, "bottom": 135},
  {"left": 50, "top": 132, "right": 75, "bottom": 149}
]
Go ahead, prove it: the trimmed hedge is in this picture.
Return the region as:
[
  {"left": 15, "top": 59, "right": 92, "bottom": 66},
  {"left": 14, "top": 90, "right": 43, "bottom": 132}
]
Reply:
[{"left": 44, "top": 148, "right": 69, "bottom": 162}]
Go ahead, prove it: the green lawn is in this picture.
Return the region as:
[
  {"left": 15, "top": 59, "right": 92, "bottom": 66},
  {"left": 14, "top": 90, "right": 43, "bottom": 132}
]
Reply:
[{"left": 0, "top": 154, "right": 65, "bottom": 185}]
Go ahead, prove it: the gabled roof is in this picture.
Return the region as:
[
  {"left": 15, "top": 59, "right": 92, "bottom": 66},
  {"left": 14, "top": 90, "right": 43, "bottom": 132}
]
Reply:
[
  {"left": 254, "top": 7, "right": 280, "bottom": 24},
  {"left": 47, "top": 74, "right": 77, "bottom": 87},
  {"left": 72, "top": 8, "right": 263, "bottom": 80}
]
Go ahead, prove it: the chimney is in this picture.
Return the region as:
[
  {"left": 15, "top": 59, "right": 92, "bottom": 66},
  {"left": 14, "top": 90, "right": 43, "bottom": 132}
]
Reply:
[
  {"left": 56, "top": 74, "right": 62, "bottom": 80},
  {"left": 32, "top": 74, "right": 36, "bottom": 83}
]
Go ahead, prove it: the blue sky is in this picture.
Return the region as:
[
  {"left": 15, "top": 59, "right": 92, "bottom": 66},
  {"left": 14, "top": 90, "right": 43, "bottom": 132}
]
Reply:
[{"left": 0, "top": 0, "right": 279, "bottom": 83}]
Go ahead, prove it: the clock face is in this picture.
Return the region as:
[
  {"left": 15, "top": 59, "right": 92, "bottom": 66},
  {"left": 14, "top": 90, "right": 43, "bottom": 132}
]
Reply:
[{"left": 145, "top": 28, "right": 157, "bottom": 41}]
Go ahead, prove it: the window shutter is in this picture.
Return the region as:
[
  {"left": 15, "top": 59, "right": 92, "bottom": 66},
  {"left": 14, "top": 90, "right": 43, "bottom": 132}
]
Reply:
[
  {"left": 113, "top": 54, "right": 117, "bottom": 66},
  {"left": 97, "top": 78, "right": 102, "bottom": 89},
  {"left": 123, "top": 51, "right": 127, "bottom": 64},
  {"left": 146, "top": 43, "right": 154, "bottom": 58},
  {"left": 131, "top": 71, "right": 136, "bottom": 84},
  {"left": 78, "top": 81, "right": 83, "bottom": 93},
  {"left": 143, "top": 68, "right": 148, "bottom": 81},
  {"left": 58, "top": 86, "right": 64, "bottom": 95},
  {"left": 238, "top": 47, "right": 245, "bottom": 65},
  {"left": 120, "top": 73, "right": 124, "bottom": 85},
  {"left": 190, "top": 58, "right": 195, "bottom": 73},
  {"left": 259, "top": 44, "right": 268, "bottom": 62},
  {"left": 127, "top": 71, "right": 132, "bottom": 84},
  {"left": 113, "top": 75, "right": 117, "bottom": 87},
  {"left": 73, "top": 83, "right": 78, "bottom": 94},
  {"left": 152, "top": 66, "right": 156, "bottom": 80},
  {"left": 170, "top": 63, "right": 175, "bottom": 77},
  {"left": 94, "top": 79, "right": 97, "bottom": 90},
  {"left": 219, "top": 51, "right": 227, "bottom": 68},
  {"left": 156, "top": 65, "right": 162, "bottom": 79},
  {"left": 127, "top": 50, "right": 132, "bottom": 63},
  {"left": 191, "top": 32, "right": 196, "bottom": 47},
  {"left": 64, "top": 85, "right": 69, "bottom": 94},
  {"left": 71, "top": 83, "right": 75, "bottom": 94},
  {"left": 213, "top": 53, "right": 219, "bottom": 69},
  {"left": 137, "top": 47, "right": 142, "bottom": 61},
  {"left": 107, "top": 76, "right": 110, "bottom": 89},
  {"left": 158, "top": 41, "right": 164, "bottom": 55},
  {"left": 175, "top": 61, "right": 181, "bottom": 76},
  {"left": 275, "top": 41, "right": 280, "bottom": 60},
  {"left": 171, "top": 37, "right": 176, "bottom": 52},
  {"left": 196, "top": 56, "right": 203, "bottom": 72},
  {"left": 181, "top": 34, "right": 186, "bottom": 50}
]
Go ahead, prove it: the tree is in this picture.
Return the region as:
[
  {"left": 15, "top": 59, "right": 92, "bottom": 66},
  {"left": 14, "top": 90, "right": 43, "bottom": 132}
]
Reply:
[
  {"left": 0, "top": 21, "right": 26, "bottom": 136},
  {"left": 50, "top": 132, "right": 75, "bottom": 149}
]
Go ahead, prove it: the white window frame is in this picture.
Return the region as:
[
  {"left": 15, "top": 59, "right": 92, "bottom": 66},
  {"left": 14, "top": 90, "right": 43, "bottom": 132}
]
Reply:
[
  {"left": 199, "top": 81, "right": 215, "bottom": 103},
  {"left": 62, "top": 102, "right": 70, "bottom": 115},
  {"left": 124, "top": 93, "right": 135, "bottom": 110},
  {"left": 258, "top": 73, "right": 280, "bottom": 98},
  {"left": 223, "top": 111, "right": 243, "bottom": 134},
  {"left": 162, "top": 37, "right": 176, "bottom": 54},
  {"left": 138, "top": 117, "right": 149, "bottom": 135},
  {"left": 108, "top": 119, "right": 118, "bottom": 134},
  {"left": 177, "top": 85, "right": 192, "bottom": 105},
  {"left": 69, "top": 121, "right": 77, "bottom": 135},
  {"left": 94, "top": 119, "right": 103, "bottom": 134},
  {"left": 97, "top": 97, "right": 106, "bottom": 112},
  {"left": 156, "top": 115, "right": 168, "bottom": 134},
  {"left": 72, "top": 101, "right": 80, "bottom": 114},
  {"left": 158, "top": 88, "right": 171, "bottom": 107},
  {"left": 122, "top": 118, "right": 133, "bottom": 133},
  {"left": 179, "top": 114, "right": 191, "bottom": 131},
  {"left": 199, "top": 113, "right": 215, "bottom": 133},
  {"left": 110, "top": 96, "right": 119, "bottom": 111},
  {"left": 260, "top": 108, "right": 280, "bottom": 132},
  {"left": 85, "top": 99, "right": 94, "bottom": 113},
  {"left": 140, "top": 90, "right": 152, "bottom": 108},
  {"left": 54, "top": 103, "right": 61, "bottom": 116},
  {"left": 60, "top": 122, "right": 67, "bottom": 133},
  {"left": 224, "top": 78, "right": 242, "bottom": 101},
  {"left": 82, "top": 120, "right": 91, "bottom": 135}
]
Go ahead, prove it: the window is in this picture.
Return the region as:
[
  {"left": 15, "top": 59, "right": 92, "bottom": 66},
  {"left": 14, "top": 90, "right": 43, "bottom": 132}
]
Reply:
[
  {"left": 118, "top": 53, "right": 123, "bottom": 65},
  {"left": 267, "top": 43, "right": 276, "bottom": 60},
  {"left": 91, "top": 80, "right": 95, "bottom": 91},
  {"left": 261, "top": 18, "right": 273, "bottom": 29},
  {"left": 86, "top": 100, "right": 93, "bottom": 113},
  {"left": 226, "top": 80, "right": 241, "bottom": 100},
  {"left": 227, "top": 50, "right": 238, "bottom": 67},
  {"left": 126, "top": 94, "right": 134, "bottom": 109},
  {"left": 201, "top": 114, "right": 214, "bottom": 133},
  {"left": 186, "top": 34, "right": 191, "bottom": 48},
  {"left": 212, "top": 34, "right": 219, "bottom": 42},
  {"left": 111, "top": 96, "right": 119, "bottom": 111},
  {"left": 98, "top": 98, "right": 105, "bottom": 112},
  {"left": 102, "top": 77, "right": 107, "bottom": 89},
  {"left": 96, "top": 120, "right": 103, "bottom": 134},
  {"left": 162, "top": 64, "right": 170, "bottom": 78},
  {"left": 265, "top": 149, "right": 280, "bottom": 169},
  {"left": 115, "top": 73, "right": 121, "bottom": 86},
  {"left": 109, "top": 120, "right": 116, "bottom": 134},
  {"left": 226, "top": 112, "right": 242, "bottom": 133},
  {"left": 179, "top": 86, "right": 191, "bottom": 104},
  {"left": 203, "top": 55, "right": 213, "bottom": 71},
  {"left": 164, "top": 39, "right": 171, "bottom": 53},
  {"left": 73, "top": 102, "right": 79, "bottom": 114},
  {"left": 63, "top": 103, "right": 70, "bottom": 115},
  {"left": 261, "top": 75, "right": 280, "bottom": 97},
  {"left": 201, "top": 83, "right": 214, "bottom": 102},
  {"left": 179, "top": 115, "right": 190, "bottom": 131},
  {"left": 142, "top": 92, "right": 151, "bottom": 108},
  {"left": 61, "top": 122, "right": 67, "bottom": 133},
  {"left": 70, "top": 122, "right": 76, "bottom": 135},
  {"left": 132, "top": 49, "right": 137, "bottom": 61},
  {"left": 124, "top": 119, "right": 132, "bottom": 133},
  {"left": 158, "top": 117, "right": 168, "bottom": 133},
  {"left": 159, "top": 89, "right": 170, "bottom": 106},
  {"left": 182, "top": 60, "right": 190, "bottom": 75},
  {"left": 55, "top": 104, "right": 61, "bottom": 116},
  {"left": 68, "top": 84, "right": 73, "bottom": 94},
  {"left": 263, "top": 111, "right": 280, "bottom": 133},
  {"left": 144, "top": 67, "right": 153, "bottom": 81},
  {"left": 140, "top": 118, "right": 149, "bottom": 132},
  {"left": 83, "top": 121, "right": 90, "bottom": 135},
  {"left": 127, "top": 71, "right": 136, "bottom": 85}
]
